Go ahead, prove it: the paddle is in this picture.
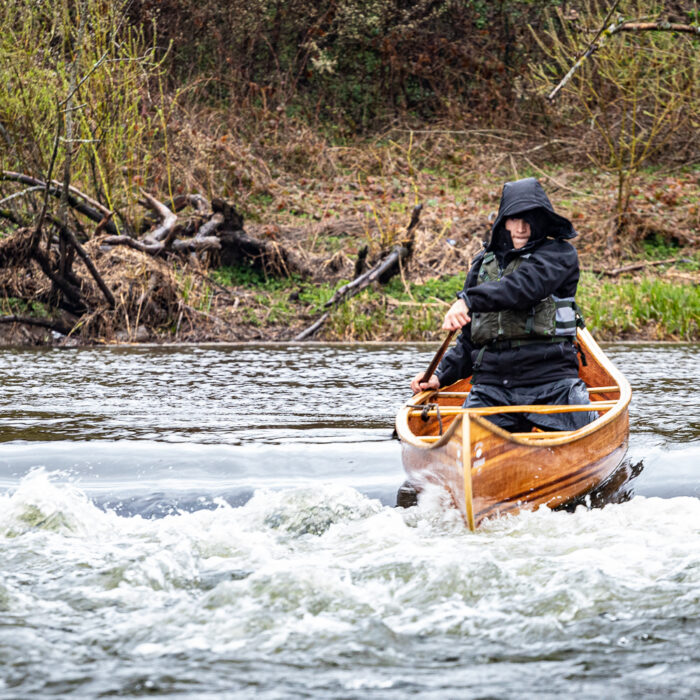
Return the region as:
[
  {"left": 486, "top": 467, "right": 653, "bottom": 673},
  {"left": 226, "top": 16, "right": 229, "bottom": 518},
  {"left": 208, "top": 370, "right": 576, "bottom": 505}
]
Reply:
[{"left": 419, "top": 329, "right": 456, "bottom": 387}]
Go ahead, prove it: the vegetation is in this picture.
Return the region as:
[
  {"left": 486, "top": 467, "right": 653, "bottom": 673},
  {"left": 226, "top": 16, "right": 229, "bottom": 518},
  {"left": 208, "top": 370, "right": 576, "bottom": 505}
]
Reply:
[
  {"left": 579, "top": 272, "right": 700, "bottom": 341},
  {"left": 530, "top": 0, "right": 699, "bottom": 246},
  {"left": 0, "top": 0, "right": 697, "bottom": 345}
]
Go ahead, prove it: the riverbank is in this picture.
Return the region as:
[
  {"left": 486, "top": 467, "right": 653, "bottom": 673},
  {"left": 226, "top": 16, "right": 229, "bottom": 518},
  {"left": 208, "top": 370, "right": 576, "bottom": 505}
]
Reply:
[
  {"left": 1, "top": 155, "right": 698, "bottom": 346},
  {"left": 1, "top": 258, "right": 698, "bottom": 346}
]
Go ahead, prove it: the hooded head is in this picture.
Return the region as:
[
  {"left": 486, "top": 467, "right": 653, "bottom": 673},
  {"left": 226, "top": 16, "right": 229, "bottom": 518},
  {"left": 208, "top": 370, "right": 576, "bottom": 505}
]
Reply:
[{"left": 488, "top": 178, "right": 576, "bottom": 253}]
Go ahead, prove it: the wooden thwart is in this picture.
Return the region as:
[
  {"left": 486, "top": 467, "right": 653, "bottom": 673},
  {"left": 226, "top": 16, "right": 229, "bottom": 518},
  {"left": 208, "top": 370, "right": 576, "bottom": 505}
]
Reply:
[{"left": 409, "top": 401, "right": 613, "bottom": 418}]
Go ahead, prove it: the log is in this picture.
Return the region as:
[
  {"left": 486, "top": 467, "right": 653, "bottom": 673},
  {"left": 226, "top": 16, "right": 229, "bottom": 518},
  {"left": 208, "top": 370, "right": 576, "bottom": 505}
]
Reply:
[
  {"left": 140, "top": 191, "right": 178, "bottom": 243},
  {"left": 583, "top": 257, "right": 690, "bottom": 277},
  {"left": 100, "top": 235, "right": 164, "bottom": 255},
  {"left": 293, "top": 312, "right": 330, "bottom": 342},
  {"left": 196, "top": 212, "right": 224, "bottom": 239},
  {"left": 0, "top": 315, "right": 72, "bottom": 335},
  {"left": 171, "top": 236, "right": 221, "bottom": 253},
  {"left": 323, "top": 203, "right": 423, "bottom": 308},
  {"left": 171, "top": 193, "right": 210, "bottom": 214}
]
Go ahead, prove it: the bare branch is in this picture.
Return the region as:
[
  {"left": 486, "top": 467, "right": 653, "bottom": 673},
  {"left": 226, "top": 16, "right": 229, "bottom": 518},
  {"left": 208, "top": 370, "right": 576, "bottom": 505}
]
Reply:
[
  {"left": 0, "top": 186, "right": 45, "bottom": 206},
  {"left": 615, "top": 22, "right": 700, "bottom": 36},
  {"left": 1, "top": 171, "right": 117, "bottom": 234},
  {"left": 295, "top": 204, "right": 423, "bottom": 340},
  {"left": 61, "top": 228, "right": 116, "bottom": 307},
  {"left": 293, "top": 312, "right": 331, "bottom": 341},
  {"left": 195, "top": 212, "right": 224, "bottom": 239},
  {"left": 547, "top": 0, "right": 623, "bottom": 102},
  {"left": 547, "top": 10, "right": 699, "bottom": 101},
  {"left": 171, "top": 236, "right": 221, "bottom": 253},
  {"left": 100, "top": 235, "right": 164, "bottom": 255},
  {"left": 323, "top": 204, "right": 422, "bottom": 308},
  {"left": 583, "top": 257, "right": 690, "bottom": 277}
]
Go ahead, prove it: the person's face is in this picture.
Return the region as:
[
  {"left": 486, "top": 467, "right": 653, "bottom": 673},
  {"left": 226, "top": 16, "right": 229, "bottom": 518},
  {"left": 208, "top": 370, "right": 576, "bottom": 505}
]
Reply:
[{"left": 505, "top": 218, "right": 531, "bottom": 249}]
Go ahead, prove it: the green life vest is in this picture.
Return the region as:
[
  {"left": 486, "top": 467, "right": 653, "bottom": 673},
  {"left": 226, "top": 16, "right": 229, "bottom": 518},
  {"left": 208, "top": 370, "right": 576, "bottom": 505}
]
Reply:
[{"left": 470, "top": 251, "right": 581, "bottom": 346}]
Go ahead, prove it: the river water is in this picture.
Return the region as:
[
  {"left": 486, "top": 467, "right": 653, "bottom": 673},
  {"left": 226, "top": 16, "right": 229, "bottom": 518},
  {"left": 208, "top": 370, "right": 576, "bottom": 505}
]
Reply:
[{"left": 0, "top": 343, "right": 698, "bottom": 698}]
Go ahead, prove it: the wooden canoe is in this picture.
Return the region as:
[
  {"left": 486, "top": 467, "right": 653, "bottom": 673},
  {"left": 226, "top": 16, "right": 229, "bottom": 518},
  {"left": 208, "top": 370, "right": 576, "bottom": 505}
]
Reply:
[{"left": 395, "top": 327, "right": 631, "bottom": 529}]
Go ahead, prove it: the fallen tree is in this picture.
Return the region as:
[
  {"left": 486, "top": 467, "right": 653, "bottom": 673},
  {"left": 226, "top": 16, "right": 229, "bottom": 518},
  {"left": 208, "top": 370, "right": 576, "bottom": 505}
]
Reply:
[
  {"left": 294, "top": 203, "right": 423, "bottom": 341},
  {"left": 0, "top": 172, "right": 337, "bottom": 342}
]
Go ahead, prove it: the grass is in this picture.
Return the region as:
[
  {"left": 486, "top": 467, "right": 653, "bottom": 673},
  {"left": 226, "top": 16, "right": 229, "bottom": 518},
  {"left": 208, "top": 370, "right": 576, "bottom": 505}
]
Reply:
[
  {"left": 0, "top": 297, "right": 50, "bottom": 318},
  {"left": 207, "top": 264, "right": 698, "bottom": 342},
  {"left": 304, "top": 271, "right": 700, "bottom": 342},
  {"left": 578, "top": 273, "right": 700, "bottom": 341}
]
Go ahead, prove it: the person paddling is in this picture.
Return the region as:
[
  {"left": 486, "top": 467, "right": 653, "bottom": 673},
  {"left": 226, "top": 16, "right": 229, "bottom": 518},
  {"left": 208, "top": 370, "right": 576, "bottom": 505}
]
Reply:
[{"left": 410, "top": 177, "right": 596, "bottom": 432}]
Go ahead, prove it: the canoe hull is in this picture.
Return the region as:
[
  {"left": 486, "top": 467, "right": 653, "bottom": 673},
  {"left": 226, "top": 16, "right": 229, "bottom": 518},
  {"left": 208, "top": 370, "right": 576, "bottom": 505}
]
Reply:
[
  {"left": 396, "top": 328, "right": 632, "bottom": 528},
  {"left": 401, "top": 409, "right": 628, "bottom": 527}
]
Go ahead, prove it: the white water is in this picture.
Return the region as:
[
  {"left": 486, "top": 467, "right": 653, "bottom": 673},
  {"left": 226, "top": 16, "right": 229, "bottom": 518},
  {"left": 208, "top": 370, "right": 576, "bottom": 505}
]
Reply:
[
  {"left": 0, "top": 343, "right": 698, "bottom": 697},
  {"left": 2, "top": 470, "right": 699, "bottom": 698}
]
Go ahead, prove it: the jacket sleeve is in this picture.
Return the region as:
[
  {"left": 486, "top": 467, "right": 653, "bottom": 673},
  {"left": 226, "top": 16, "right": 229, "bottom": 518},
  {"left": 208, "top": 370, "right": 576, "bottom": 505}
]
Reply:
[
  {"left": 463, "top": 240, "right": 579, "bottom": 312},
  {"left": 435, "top": 325, "right": 474, "bottom": 387}
]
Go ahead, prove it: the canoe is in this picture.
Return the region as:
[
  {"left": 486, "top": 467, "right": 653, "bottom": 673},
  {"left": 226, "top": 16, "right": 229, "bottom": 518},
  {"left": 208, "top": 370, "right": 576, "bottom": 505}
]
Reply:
[{"left": 395, "top": 327, "right": 631, "bottom": 529}]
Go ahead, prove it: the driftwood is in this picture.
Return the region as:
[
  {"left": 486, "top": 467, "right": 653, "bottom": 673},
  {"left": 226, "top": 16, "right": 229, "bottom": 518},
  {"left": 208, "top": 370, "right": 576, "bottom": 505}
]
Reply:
[
  {"left": 99, "top": 235, "right": 164, "bottom": 254},
  {"left": 196, "top": 212, "right": 224, "bottom": 239},
  {"left": 583, "top": 257, "right": 690, "bottom": 277},
  {"left": 96, "top": 192, "right": 313, "bottom": 278},
  {"left": 172, "top": 236, "right": 221, "bottom": 253},
  {"left": 141, "top": 191, "right": 178, "bottom": 243},
  {"left": 324, "top": 203, "right": 422, "bottom": 308},
  {"left": 0, "top": 171, "right": 118, "bottom": 235},
  {"left": 294, "top": 312, "right": 331, "bottom": 342},
  {"left": 294, "top": 203, "right": 423, "bottom": 341},
  {"left": 0, "top": 315, "right": 72, "bottom": 335},
  {"left": 0, "top": 171, "right": 374, "bottom": 343}
]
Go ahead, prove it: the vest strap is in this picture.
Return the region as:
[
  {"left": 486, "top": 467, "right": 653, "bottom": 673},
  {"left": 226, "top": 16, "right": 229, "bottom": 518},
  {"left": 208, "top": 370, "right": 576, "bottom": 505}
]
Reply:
[{"left": 485, "top": 337, "right": 573, "bottom": 351}]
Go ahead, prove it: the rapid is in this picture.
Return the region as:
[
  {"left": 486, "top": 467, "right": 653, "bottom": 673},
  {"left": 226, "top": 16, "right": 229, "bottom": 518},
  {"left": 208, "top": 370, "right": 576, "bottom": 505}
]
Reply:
[{"left": 0, "top": 343, "right": 698, "bottom": 698}]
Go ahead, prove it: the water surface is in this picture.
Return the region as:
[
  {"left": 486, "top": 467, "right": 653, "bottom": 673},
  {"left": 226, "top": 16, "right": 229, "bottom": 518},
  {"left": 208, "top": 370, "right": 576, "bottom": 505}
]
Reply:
[{"left": 0, "top": 343, "right": 698, "bottom": 698}]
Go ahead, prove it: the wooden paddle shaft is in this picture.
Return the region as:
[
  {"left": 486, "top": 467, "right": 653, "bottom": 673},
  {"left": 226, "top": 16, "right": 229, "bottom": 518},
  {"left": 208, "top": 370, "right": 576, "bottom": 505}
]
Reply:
[{"left": 420, "top": 330, "right": 456, "bottom": 384}]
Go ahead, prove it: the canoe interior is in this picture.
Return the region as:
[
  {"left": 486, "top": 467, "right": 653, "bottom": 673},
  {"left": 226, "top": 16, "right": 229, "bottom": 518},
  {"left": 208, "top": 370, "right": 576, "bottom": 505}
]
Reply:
[
  {"left": 406, "top": 331, "right": 620, "bottom": 439},
  {"left": 398, "top": 328, "right": 631, "bottom": 528}
]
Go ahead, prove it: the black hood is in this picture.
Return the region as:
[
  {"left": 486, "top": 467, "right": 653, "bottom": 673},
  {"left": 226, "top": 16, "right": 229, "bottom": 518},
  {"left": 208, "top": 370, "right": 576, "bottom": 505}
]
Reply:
[{"left": 487, "top": 178, "right": 576, "bottom": 253}]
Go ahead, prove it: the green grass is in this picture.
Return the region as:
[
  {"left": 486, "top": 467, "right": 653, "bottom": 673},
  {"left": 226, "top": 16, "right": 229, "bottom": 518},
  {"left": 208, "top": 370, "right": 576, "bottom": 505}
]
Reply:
[
  {"left": 324, "top": 274, "right": 462, "bottom": 339},
  {"left": 324, "top": 272, "right": 699, "bottom": 341},
  {"left": 211, "top": 265, "right": 299, "bottom": 292},
  {"left": 208, "top": 264, "right": 698, "bottom": 341},
  {"left": 578, "top": 273, "right": 699, "bottom": 340},
  {"left": 0, "top": 297, "right": 50, "bottom": 318}
]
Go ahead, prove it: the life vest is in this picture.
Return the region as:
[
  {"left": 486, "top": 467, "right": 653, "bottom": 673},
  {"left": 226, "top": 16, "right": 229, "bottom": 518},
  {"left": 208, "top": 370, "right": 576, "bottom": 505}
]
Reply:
[{"left": 470, "top": 251, "right": 581, "bottom": 346}]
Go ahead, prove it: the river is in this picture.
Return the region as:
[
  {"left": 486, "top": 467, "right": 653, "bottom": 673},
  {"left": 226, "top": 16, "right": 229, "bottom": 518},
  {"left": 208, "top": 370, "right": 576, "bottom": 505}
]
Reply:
[{"left": 0, "top": 343, "right": 698, "bottom": 698}]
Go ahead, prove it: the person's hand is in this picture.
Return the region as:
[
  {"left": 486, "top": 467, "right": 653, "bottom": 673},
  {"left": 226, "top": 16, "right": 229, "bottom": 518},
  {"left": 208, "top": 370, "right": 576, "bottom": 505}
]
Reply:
[
  {"left": 442, "top": 298, "right": 471, "bottom": 330},
  {"left": 411, "top": 372, "right": 440, "bottom": 395}
]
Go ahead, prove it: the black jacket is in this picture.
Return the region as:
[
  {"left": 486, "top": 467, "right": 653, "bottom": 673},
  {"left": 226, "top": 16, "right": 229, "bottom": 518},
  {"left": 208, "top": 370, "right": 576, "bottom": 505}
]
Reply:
[{"left": 436, "top": 178, "right": 582, "bottom": 388}]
